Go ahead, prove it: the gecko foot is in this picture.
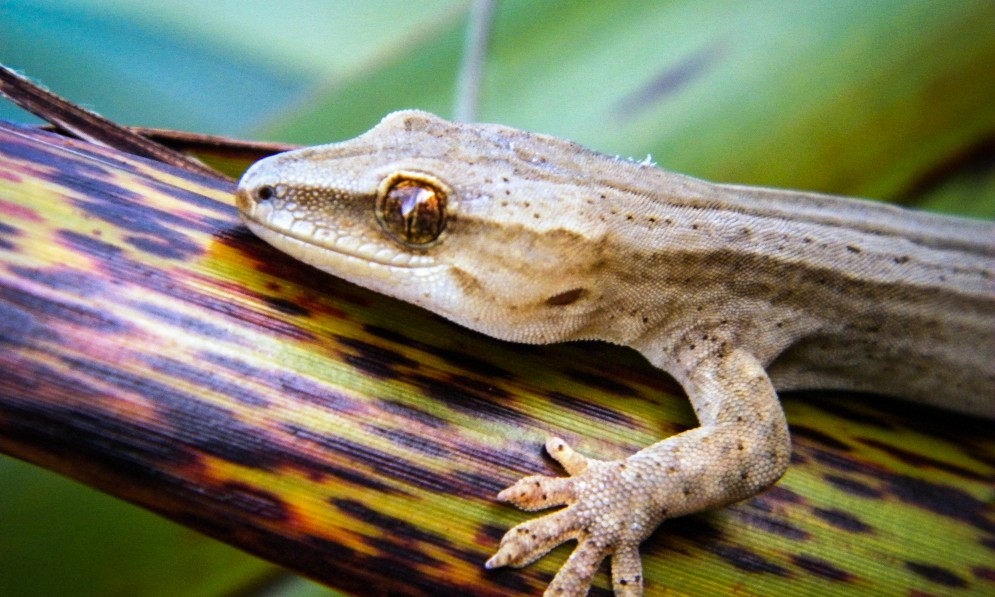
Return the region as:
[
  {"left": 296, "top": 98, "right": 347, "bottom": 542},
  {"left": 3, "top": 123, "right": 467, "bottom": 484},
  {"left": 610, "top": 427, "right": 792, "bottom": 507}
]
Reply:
[{"left": 485, "top": 437, "right": 658, "bottom": 597}]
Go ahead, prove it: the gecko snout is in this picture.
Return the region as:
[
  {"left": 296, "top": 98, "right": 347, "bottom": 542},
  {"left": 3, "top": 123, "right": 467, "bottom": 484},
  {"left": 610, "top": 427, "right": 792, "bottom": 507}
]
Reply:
[{"left": 234, "top": 182, "right": 275, "bottom": 215}]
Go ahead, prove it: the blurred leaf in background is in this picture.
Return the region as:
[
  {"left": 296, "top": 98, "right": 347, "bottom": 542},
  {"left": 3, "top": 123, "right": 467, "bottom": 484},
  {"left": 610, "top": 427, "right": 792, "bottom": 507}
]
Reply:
[
  {"left": 0, "top": 0, "right": 469, "bottom": 134},
  {"left": 1, "top": 1, "right": 993, "bottom": 596}
]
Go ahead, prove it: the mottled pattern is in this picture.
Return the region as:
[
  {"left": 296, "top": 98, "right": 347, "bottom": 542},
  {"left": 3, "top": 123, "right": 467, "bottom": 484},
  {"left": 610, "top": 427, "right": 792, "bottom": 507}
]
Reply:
[{"left": 1, "top": 122, "right": 994, "bottom": 596}]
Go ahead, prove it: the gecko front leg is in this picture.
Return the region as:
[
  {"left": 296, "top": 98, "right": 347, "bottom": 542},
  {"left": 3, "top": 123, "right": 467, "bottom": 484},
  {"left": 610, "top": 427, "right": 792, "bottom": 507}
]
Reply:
[{"left": 486, "top": 347, "right": 791, "bottom": 596}]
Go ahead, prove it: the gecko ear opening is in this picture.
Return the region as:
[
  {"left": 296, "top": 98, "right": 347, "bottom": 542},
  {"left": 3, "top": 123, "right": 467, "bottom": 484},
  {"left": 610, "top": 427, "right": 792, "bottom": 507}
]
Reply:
[
  {"left": 545, "top": 288, "right": 588, "bottom": 306},
  {"left": 376, "top": 171, "right": 451, "bottom": 247}
]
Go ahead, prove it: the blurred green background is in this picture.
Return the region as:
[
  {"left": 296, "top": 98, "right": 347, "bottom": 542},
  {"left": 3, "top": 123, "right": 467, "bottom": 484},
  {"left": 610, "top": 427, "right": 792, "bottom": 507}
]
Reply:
[{"left": 1, "top": 1, "right": 993, "bottom": 596}]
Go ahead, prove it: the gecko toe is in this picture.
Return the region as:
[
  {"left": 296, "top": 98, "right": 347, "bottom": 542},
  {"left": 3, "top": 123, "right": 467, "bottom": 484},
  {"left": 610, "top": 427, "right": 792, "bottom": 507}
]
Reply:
[
  {"left": 496, "top": 473, "right": 577, "bottom": 510},
  {"left": 545, "top": 436, "right": 590, "bottom": 475},
  {"left": 486, "top": 509, "right": 582, "bottom": 569},
  {"left": 611, "top": 544, "right": 644, "bottom": 596},
  {"left": 545, "top": 537, "right": 608, "bottom": 596}
]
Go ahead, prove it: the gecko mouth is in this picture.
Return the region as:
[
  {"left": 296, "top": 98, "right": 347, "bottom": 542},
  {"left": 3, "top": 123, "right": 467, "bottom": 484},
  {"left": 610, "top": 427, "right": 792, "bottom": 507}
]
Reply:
[{"left": 239, "top": 202, "right": 440, "bottom": 270}]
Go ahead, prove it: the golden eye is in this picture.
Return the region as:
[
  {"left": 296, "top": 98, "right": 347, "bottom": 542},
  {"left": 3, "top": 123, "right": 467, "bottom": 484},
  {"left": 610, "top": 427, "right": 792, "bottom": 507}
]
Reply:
[{"left": 376, "top": 172, "right": 449, "bottom": 246}]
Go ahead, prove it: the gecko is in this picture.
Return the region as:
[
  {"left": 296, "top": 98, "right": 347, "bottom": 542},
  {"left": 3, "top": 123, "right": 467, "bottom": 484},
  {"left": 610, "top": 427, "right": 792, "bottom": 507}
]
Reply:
[{"left": 235, "top": 110, "right": 995, "bottom": 596}]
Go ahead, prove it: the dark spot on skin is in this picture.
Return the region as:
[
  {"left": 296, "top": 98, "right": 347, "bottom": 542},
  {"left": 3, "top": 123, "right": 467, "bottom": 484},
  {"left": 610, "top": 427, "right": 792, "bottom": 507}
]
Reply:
[
  {"left": 545, "top": 288, "right": 587, "bottom": 306},
  {"left": 905, "top": 562, "right": 968, "bottom": 588},
  {"left": 845, "top": 245, "right": 861, "bottom": 253}
]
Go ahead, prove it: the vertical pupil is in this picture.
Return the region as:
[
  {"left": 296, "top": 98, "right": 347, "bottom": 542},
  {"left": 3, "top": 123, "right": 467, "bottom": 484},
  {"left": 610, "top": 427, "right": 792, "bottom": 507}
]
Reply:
[{"left": 399, "top": 187, "right": 433, "bottom": 217}]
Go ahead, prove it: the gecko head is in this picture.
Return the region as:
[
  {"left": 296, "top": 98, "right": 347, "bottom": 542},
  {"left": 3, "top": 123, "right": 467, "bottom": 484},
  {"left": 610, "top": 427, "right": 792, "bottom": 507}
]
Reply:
[{"left": 236, "top": 110, "right": 627, "bottom": 344}]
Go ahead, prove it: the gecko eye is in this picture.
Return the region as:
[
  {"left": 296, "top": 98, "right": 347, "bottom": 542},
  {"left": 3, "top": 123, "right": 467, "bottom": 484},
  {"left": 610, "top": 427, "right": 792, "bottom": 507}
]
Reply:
[{"left": 376, "top": 172, "right": 449, "bottom": 247}]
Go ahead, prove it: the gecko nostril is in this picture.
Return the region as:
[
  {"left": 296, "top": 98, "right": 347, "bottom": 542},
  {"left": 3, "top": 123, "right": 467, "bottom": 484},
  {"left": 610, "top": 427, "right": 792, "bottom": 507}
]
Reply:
[{"left": 256, "top": 185, "right": 275, "bottom": 201}]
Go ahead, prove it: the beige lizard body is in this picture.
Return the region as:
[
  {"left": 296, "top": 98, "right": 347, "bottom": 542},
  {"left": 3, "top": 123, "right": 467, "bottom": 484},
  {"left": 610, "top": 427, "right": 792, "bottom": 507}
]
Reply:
[{"left": 236, "top": 110, "right": 995, "bottom": 596}]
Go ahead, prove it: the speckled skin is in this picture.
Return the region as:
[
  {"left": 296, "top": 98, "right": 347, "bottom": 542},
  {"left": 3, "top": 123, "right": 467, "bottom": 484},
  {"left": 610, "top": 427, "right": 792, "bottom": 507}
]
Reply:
[{"left": 236, "top": 111, "right": 994, "bottom": 596}]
